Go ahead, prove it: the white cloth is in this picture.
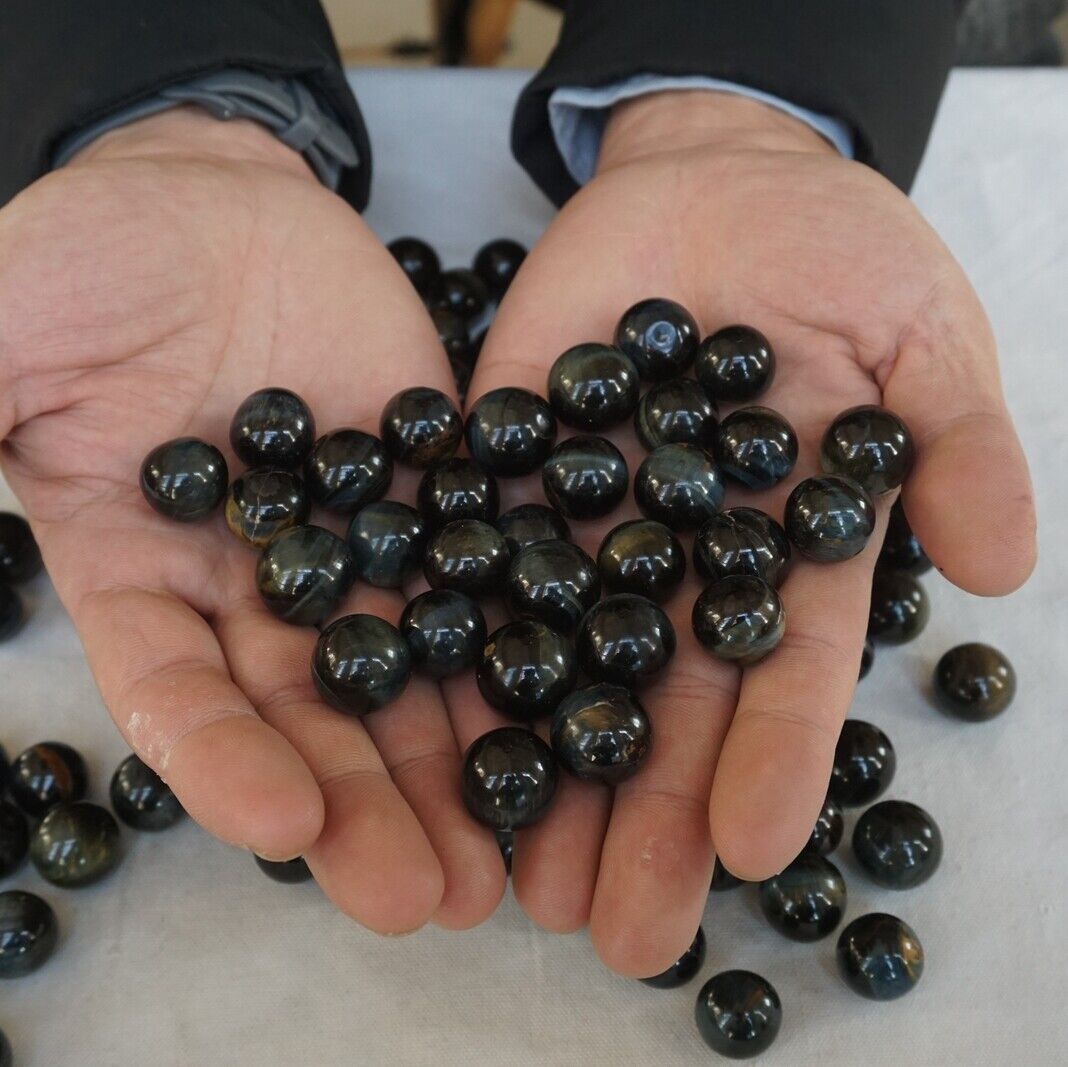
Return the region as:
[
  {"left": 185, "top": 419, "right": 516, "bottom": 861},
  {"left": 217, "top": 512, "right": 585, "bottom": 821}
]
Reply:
[{"left": 1, "top": 67, "right": 1066, "bottom": 1066}]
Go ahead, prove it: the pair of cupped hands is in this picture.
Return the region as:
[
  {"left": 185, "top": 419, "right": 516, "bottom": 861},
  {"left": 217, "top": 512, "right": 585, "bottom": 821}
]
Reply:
[{"left": 0, "top": 91, "right": 1035, "bottom": 976}]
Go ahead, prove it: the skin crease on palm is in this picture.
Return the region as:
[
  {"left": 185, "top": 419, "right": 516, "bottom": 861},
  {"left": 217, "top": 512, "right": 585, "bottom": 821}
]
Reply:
[{"left": 0, "top": 92, "right": 1035, "bottom": 978}]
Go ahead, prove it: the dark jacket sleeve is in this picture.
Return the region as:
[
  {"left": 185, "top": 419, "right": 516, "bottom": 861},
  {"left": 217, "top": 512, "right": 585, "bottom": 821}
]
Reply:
[
  {"left": 513, "top": 0, "right": 959, "bottom": 204},
  {"left": 0, "top": 1, "right": 369, "bottom": 209}
]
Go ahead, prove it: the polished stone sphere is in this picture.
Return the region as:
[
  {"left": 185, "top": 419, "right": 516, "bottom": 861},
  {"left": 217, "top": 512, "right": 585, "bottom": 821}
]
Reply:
[
  {"left": 577, "top": 594, "right": 677, "bottom": 688},
  {"left": 853, "top": 800, "right": 943, "bottom": 889},
  {"left": 804, "top": 795, "right": 845, "bottom": 857},
  {"left": 109, "top": 754, "right": 183, "bottom": 831},
  {"left": 759, "top": 853, "right": 846, "bottom": 941},
  {"left": 0, "top": 513, "right": 42, "bottom": 584},
  {"left": 506, "top": 540, "right": 601, "bottom": 632},
  {"left": 634, "top": 444, "right": 725, "bottom": 531},
  {"left": 140, "top": 437, "right": 228, "bottom": 521},
  {"left": 495, "top": 830, "right": 513, "bottom": 875},
  {"left": 379, "top": 387, "right": 463, "bottom": 468},
  {"left": 346, "top": 501, "right": 427, "bottom": 589},
  {"left": 30, "top": 802, "right": 121, "bottom": 888},
  {"left": 695, "top": 325, "right": 775, "bottom": 403},
  {"left": 551, "top": 683, "right": 652, "bottom": 784},
  {"left": 879, "top": 499, "right": 932, "bottom": 575},
  {"left": 429, "top": 267, "right": 489, "bottom": 321},
  {"left": 693, "top": 575, "right": 785, "bottom": 666},
  {"left": 433, "top": 306, "right": 473, "bottom": 366},
  {"left": 255, "top": 855, "right": 313, "bottom": 884},
  {"left": 860, "top": 637, "right": 875, "bottom": 680},
  {"left": 597, "top": 519, "right": 686, "bottom": 603},
  {"left": 639, "top": 927, "right": 705, "bottom": 989},
  {"left": 0, "top": 585, "right": 24, "bottom": 643},
  {"left": 934, "top": 643, "right": 1016, "bottom": 721},
  {"left": 418, "top": 457, "right": 499, "bottom": 528},
  {"left": 634, "top": 378, "right": 718, "bottom": 451},
  {"left": 8, "top": 742, "right": 88, "bottom": 819},
  {"left": 830, "top": 720, "right": 896, "bottom": 807},
  {"left": 716, "top": 406, "right": 798, "bottom": 490},
  {"left": 837, "top": 913, "right": 924, "bottom": 1000},
  {"left": 614, "top": 297, "right": 699, "bottom": 381},
  {"left": 695, "top": 970, "right": 782, "bottom": 1059},
  {"left": 473, "top": 238, "right": 527, "bottom": 299},
  {"left": 0, "top": 890, "right": 58, "bottom": 978},
  {"left": 477, "top": 620, "right": 577, "bottom": 722},
  {"left": 868, "top": 569, "right": 930, "bottom": 644},
  {"left": 256, "top": 525, "right": 354, "bottom": 626},
  {"left": 694, "top": 507, "right": 790, "bottom": 587},
  {"left": 461, "top": 727, "right": 559, "bottom": 831},
  {"left": 424, "top": 519, "right": 510, "bottom": 597},
  {"left": 400, "top": 589, "right": 486, "bottom": 678},
  {"left": 312, "top": 614, "right": 411, "bottom": 716},
  {"left": 305, "top": 429, "right": 393, "bottom": 513},
  {"left": 465, "top": 387, "right": 557, "bottom": 476},
  {"left": 0, "top": 803, "right": 29, "bottom": 879},
  {"left": 820, "top": 405, "right": 914, "bottom": 495},
  {"left": 784, "top": 475, "right": 875, "bottom": 562},
  {"left": 229, "top": 387, "right": 316, "bottom": 469},
  {"left": 710, "top": 859, "right": 743, "bottom": 892},
  {"left": 496, "top": 503, "right": 571, "bottom": 554},
  {"left": 388, "top": 235, "right": 441, "bottom": 296},
  {"left": 224, "top": 468, "right": 309, "bottom": 548},
  {"left": 542, "top": 435, "right": 629, "bottom": 520},
  {"left": 547, "top": 343, "right": 640, "bottom": 431}
]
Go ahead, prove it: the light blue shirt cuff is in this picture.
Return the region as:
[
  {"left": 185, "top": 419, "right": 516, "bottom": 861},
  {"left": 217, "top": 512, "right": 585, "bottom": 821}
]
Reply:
[{"left": 549, "top": 74, "right": 855, "bottom": 186}]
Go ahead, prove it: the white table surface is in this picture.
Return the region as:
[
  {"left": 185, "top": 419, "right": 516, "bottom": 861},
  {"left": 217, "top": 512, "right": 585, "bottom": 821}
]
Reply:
[{"left": 2, "top": 68, "right": 1067, "bottom": 1066}]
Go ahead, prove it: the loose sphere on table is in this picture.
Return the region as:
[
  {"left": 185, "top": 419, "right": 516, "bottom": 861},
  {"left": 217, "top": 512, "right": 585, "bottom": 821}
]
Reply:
[
  {"left": 428, "top": 267, "right": 489, "bottom": 321},
  {"left": 496, "top": 503, "right": 571, "bottom": 554},
  {"left": 694, "top": 507, "right": 790, "bottom": 588},
  {"left": 346, "top": 501, "right": 427, "bottom": 589},
  {"left": 418, "top": 457, "right": 499, "bottom": 528},
  {"left": 716, "top": 406, "right": 798, "bottom": 490},
  {"left": 829, "top": 720, "right": 896, "bottom": 807},
  {"left": 860, "top": 637, "right": 875, "bottom": 680},
  {"left": 597, "top": 519, "right": 686, "bottom": 603},
  {"left": 0, "top": 586, "right": 25, "bottom": 642},
  {"left": 547, "top": 343, "right": 639, "bottom": 431},
  {"left": 551, "top": 683, "right": 652, "bottom": 784},
  {"left": 379, "top": 386, "right": 463, "bottom": 468},
  {"left": 255, "top": 855, "right": 313, "bottom": 884},
  {"left": 400, "top": 589, "right": 486, "bottom": 679},
  {"left": 614, "top": 297, "right": 699, "bottom": 381},
  {"left": 312, "top": 614, "right": 412, "bottom": 716},
  {"left": 784, "top": 475, "right": 874, "bottom": 562},
  {"left": 577, "top": 594, "right": 676, "bottom": 688},
  {"left": 868, "top": 569, "right": 930, "bottom": 644},
  {"left": 634, "top": 443, "right": 725, "bottom": 531},
  {"left": 820, "top": 405, "right": 914, "bottom": 495},
  {"left": 634, "top": 378, "right": 718, "bottom": 451},
  {"left": 695, "top": 970, "right": 782, "bottom": 1059},
  {"left": 256, "top": 525, "right": 354, "bottom": 627},
  {"left": 506, "top": 540, "right": 601, "bottom": 632},
  {"left": 465, "top": 387, "right": 557, "bottom": 476},
  {"left": 30, "top": 802, "right": 121, "bottom": 888},
  {"left": 305, "top": 429, "right": 393, "bottom": 513},
  {"left": 933, "top": 643, "right": 1016, "bottom": 721},
  {"left": 804, "top": 796, "right": 845, "bottom": 857},
  {"left": 424, "top": 519, "right": 510, "bottom": 597},
  {"left": 8, "top": 742, "right": 88, "bottom": 819},
  {"left": 473, "top": 237, "right": 526, "bottom": 299},
  {"left": 853, "top": 800, "right": 943, "bottom": 889},
  {"left": 224, "top": 468, "right": 309, "bottom": 548},
  {"left": 695, "top": 325, "right": 775, "bottom": 403},
  {"left": 0, "top": 803, "right": 29, "bottom": 879},
  {"left": 0, "top": 513, "right": 42, "bottom": 584},
  {"left": 879, "top": 499, "right": 932, "bottom": 575},
  {"left": 477, "top": 620, "right": 577, "bottom": 722},
  {"left": 109, "top": 754, "right": 183, "bottom": 831},
  {"left": 542, "top": 435, "right": 629, "bottom": 520},
  {"left": 0, "top": 890, "right": 58, "bottom": 978},
  {"left": 139, "top": 437, "right": 228, "bottom": 521},
  {"left": 692, "top": 575, "right": 785, "bottom": 666},
  {"left": 229, "top": 387, "right": 316, "bottom": 469},
  {"left": 759, "top": 853, "right": 847, "bottom": 941},
  {"left": 711, "top": 859, "right": 743, "bottom": 892},
  {"left": 837, "top": 913, "right": 924, "bottom": 1000},
  {"left": 639, "top": 927, "right": 705, "bottom": 989},
  {"left": 461, "top": 727, "right": 559, "bottom": 831},
  {"left": 388, "top": 236, "right": 441, "bottom": 296}
]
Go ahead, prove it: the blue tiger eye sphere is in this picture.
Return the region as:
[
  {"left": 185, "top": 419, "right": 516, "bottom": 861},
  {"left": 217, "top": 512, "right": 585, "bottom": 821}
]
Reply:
[
  {"left": 804, "top": 795, "right": 845, "bottom": 857},
  {"left": 785, "top": 475, "right": 874, "bottom": 562},
  {"left": 860, "top": 637, "right": 875, "bottom": 680},
  {"left": 615, "top": 297, "right": 699, "bottom": 381},
  {"left": 305, "top": 429, "right": 393, "bottom": 513},
  {"left": 506, "top": 540, "right": 601, "bottom": 632},
  {"left": 465, "top": 387, "right": 557, "bottom": 476},
  {"left": 379, "top": 387, "right": 462, "bottom": 469},
  {"left": 933, "top": 642, "right": 1016, "bottom": 721},
  {"left": 224, "top": 468, "right": 310, "bottom": 548},
  {"left": 868, "top": 569, "right": 929, "bottom": 645},
  {"left": 597, "top": 519, "right": 686, "bottom": 603},
  {"left": 254, "top": 855, "right": 313, "bottom": 884},
  {"left": 0, "top": 513, "right": 42, "bottom": 584},
  {"left": 547, "top": 343, "right": 640, "bottom": 431},
  {"left": 477, "top": 620, "right": 577, "bottom": 722},
  {"left": 879, "top": 499, "right": 932, "bottom": 575},
  {"left": 256, "top": 525, "right": 354, "bottom": 627},
  {"left": 388, "top": 236, "right": 441, "bottom": 297},
  {"left": 694, "top": 507, "right": 790, "bottom": 587},
  {"left": 759, "top": 853, "right": 847, "bottom": 941},
  {"left": 837, "top": 913, "right": 924, "bottom": 1000},
  {"left": 418, "top": 458, "right": 499, "bottom": 528},
  {"left": 428, "top": 268, "right": 489, "bottom": 321},
  {"left": 853, "top": 800, "right": 943, "bottom": 889},
  {"left": 634, "top": 378, "right": 718, "bottom": 451},
  {"left": 461, "top": 727, "right": 559, "bottom": 831},
  {"left": 695, "top": 325, "right": 775, "bottom": 403},
  {"left": 551, "top": 683, "right": 652, "bottom": 784},
  {"left": 692, "top": 575, "right": 785, "bottom": 666},
  {"left": 542, "top": 435, "right": 629, "bottom": 520},
  {"left": 140, "top": 437, "right": 228, "bottom": 521},
  {"left": 8, "top": 742, "right": 88, "bottom": 819},
  {"left": 30, "top": 802, "right": 122, "bottom": 888},
  {"left": 424, "top": 519, "right": 510, "bottom": 598},
  {"left": 109, "top": 754, "right": 183, "bottom": 832},
  {"left": 230, "top": 387, "right": 316, "bottom": 469},
  {"left": 312, "top": 614, "right": 411, "bottom": 716},
  {"left": 400, "top": 589, "right": 486, "bottom": 679},
  {"left": 0, "top": 586, "right": 25, "bottom": 643},
  {"left": 695, "top": 970, "right": 782, "bottom": 1059},
  {"left": 496, "top": 503, "right": 571, "bottom": 555},
  {"left": 830, "top": 720, "right": 896, "bottom": 807},
  {"left": 577, "top": 594, "right": 676, "bottom": 688},
  {"left": 346, "top": 501, "right": 427, "bottom": 589},
  {"left": 634, "top": 444, "right": 725, "bottom": 532},
  {"left": 0, "top": 890, "right": 58, "bottom": 978},
  {"left": 820, "top": 405, "right": 915, "bottom": 495},
  {"left": 0, "top": 803, "right": 29, "bottom": 879},
  {"left": 715, "top": 406, "right": 798, "bottom": 490},
  {"left": 473, "top": 238, "right": 527, "bottom": 299},
  {"left": 639, "top": 926, "right": 705, "bottom": 989}
]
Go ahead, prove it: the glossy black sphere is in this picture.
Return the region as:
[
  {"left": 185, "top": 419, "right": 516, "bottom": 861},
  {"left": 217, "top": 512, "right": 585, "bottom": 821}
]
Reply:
[
  {"left": 0, "top": 513, "right": 42, "bottom": 584},
  {"left": 693, "top": 575, "right": 785, "bottom": 666},
  {"left": 109, "top": 754, "right": 183, "bottom": 831},
  {"left": 433, "top": 306, "right": 473, "bottom": 365},
  {"left": 614, "top": 297, "right": 699, "bottom": 381},
  {"left": 461, "top": 727, "right": 559, "bottom": 831},
  {"left": 860, "top": 637, "right": 875, "bottom": 680},
  {"left": 506, "top": 540, "right": 600, "bottom": 632},
  {"left": 0, "top": 585, "right": 24, "bottom": 642},
  {"left": 140, "top": 437, "right": 228, "bottom": 521},
  {"left": 853, "top": 800, "right": 943, "bottom": 889},
  {"left": 695, "top": 325, "right": 775, "bottom": 403},
  {"left": 465, "top": 387, "right": 557, "bottom": 476},
  {"left": 716, "top": 406, "right": 798, "bottom": 490},
  {"left": 229, "top": 387, "right": 315, "bottom": 469},
  {"left": 694, "top": 507, "right": 790, "bottom": 588},
  {"left": 934, "top": 643, "right": 1016, "bottom": 721},
  {"left": 495, "top": 830, "right": 514, "bottom": 875},
  {"left": 640, "top": 927, "right": 705, "bottom": 989},
  {"left": 837, "top": 913, "right": 924, "bottom": 1000},
  {"left": 634, "top": 378, "right": 718, "bottom": 451},
  {"left": 577, "top": 594, "right": 676, "bottom": 688},
  {"left": 711, "top": 859, "right": 743, "bottom": 892},
  {"left": 868, "top": 569, "right": 929, "bottom": 645},
  {"left": 830, "top": 720, "right": 896, "bottom": 807},
  {"left": 473, "top": 238, "right": 527, "bottom": 299},
  {"left": 0, "top": 802, "right": 29, "bottom": 878},
  {"left": 8, "top": 742, "right": 88, "bottom": 819},
  {"left": 346, "top": 501, "right": 427, "bottom": 589},
  {"left": 634, "top": 444, "right": 725, "bottom": 531},
  {"left": 551, "top": 683, "right": 652, "bottom": 784},
  {"left": 424, "top": 519, "right": 510, "bottom": 597},
  {"left": 547, "top": 343, "right": 639, "bottom": 431},
  {"left": 879, "top": 499, "right": 932, "bottom": 575},
  {"left": 429, "top": 268, "right": 489, "bottom": 321},
  {"left": 256, "top": 525, "right": 355, "bottom": 626},
  {"left": 759, "top": 853, "right": 846, "bottom": 941},
  {"left": 418, "top": 457, "right": 499, "bottom": 528},
  {"left": 477, "top": 621, "right": 577, "bottom": 722},
  {"left": 542, "top": 435, "right": 629, "bottom": 520},
  {"left": 821, "top": 405, "right": 914, "bottom": 495},
  {"left": 388, "top": 236, "right": 441, "bottom": 296},
  {"left": 255, "top": 854, "right": 313, "bottom": 884},
  {"left": 597, "top": 519, "right": 686, "bottom": 603},
  {"left": 496, "top": 503, "right": 571, "bottom": 554},
  {"left": 305, "top": 429, "right": 393, "bottom": 513},
  {"left": 695, "top": 970, "right": 782, "bottom": 1059},
  {"left": 312, "top": 614, "right": 411, "bottom": 716},
  {"left": 400, "top": 590, "right": 486, "bottom": 679},
  {"left": 379, "top": 387, "right": 463, "bottom": 468},
  {"left": 224, "top": 468, "right": 309, "bottom": 548},
  {"left": 31, "top": 802, "right": 121, "bottom": 888},
  {"left": 804, "top": 796, "right": 845, "bottom": 857},
  {"left": 0, "top": 890, "right": 58, "bottom": 978},
  {"left": 784, "top": 475, "right": 874, "bottom": 562}
]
